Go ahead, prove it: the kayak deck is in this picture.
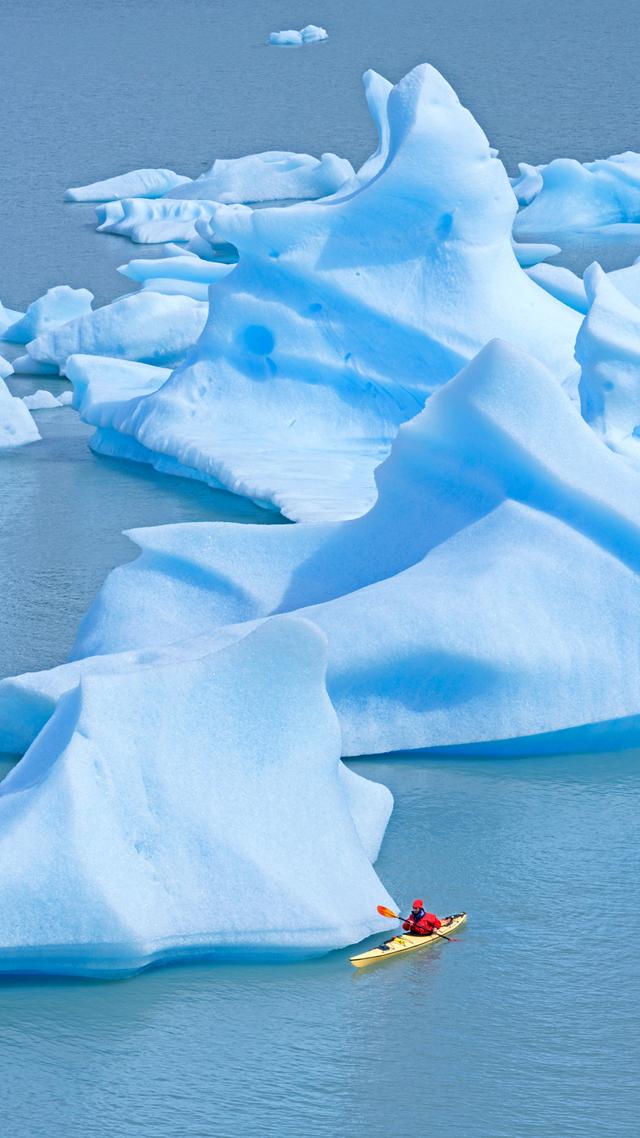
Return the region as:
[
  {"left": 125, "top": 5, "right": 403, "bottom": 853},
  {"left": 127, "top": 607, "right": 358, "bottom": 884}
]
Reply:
[{"left": 350, "top": 912, "right": 467, "bottom": 968}]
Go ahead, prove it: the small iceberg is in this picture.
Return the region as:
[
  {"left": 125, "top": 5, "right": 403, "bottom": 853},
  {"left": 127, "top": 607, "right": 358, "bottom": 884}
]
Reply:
[
  {"left": 2, "top": 286, "right": 94, "bottom": 344},
  {"left": 0, "top": 378, "right": 40, "bottom": 449},
  {"left": 269, "top": 25, "right": 328, "bottom": 46},
  {"left": 65, "top": 168, "right": 191, "bottom": 202}
]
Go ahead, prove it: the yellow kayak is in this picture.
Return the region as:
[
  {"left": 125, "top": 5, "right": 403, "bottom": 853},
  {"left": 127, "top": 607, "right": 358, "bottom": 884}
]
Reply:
[{"left": 350, "top": 912, "right": 467, "bottom": 968}]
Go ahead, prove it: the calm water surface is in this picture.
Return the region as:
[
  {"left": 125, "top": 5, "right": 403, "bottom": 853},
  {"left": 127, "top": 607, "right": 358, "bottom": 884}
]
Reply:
[{"left": 1, "top": 2, "right": 640, "bottom": 1135}]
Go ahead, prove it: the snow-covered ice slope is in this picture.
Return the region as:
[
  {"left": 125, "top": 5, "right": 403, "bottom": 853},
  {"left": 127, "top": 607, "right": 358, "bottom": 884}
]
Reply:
[
  {"left": 75, "top": 63, "right": 579, "bottom": 522},
  {"left": 0, "top": 618, "right": 394, "bottom": 977},
  {"left": 514, "top": 151, "right": 640, "bottom": 239},
  {"left": 6, "top": 339, "right": 640, "bottom": 758},
  {"left": 0, "top": 378, "right": 40, "bottom": 449}
]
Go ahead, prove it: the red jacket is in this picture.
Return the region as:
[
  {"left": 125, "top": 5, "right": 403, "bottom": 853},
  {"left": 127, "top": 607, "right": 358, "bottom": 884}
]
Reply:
[{"left": 403, "top": 911, "right": 442, "bottom": 936}]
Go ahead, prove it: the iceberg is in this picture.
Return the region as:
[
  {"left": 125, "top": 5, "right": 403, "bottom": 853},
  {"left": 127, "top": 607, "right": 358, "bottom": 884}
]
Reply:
[
  {"left": 166, "top": 151, "right": 354, "bottom": 205},
  {"left": 70, "top": 64, "right": 580, "bottom": 523},
  {"left": 269, "top": 26, "right": 328, "bottom": 46},
  {"left": 23, "top": 291, "right": 208, "bottom": 374},
  {"left": 6, "top": 339, "right": 640, "bottom": 759},
  {"left": 95, "top": 198, "right": 217, "bottom": 244},
  {"left": 22, "top": 389, "right": 66, "bottom": 410},
  {"left": 0, "top": 354, "right": 13, "bottom": 380},
  {"left": 514, "top": 151, "right": 640, "bottom": 239},
  {"left": 64, "top": 168, "right": 191, "bottom": 202},
  {"left": 2, "top": 286, "right": 94, "bottom": 344},
  {"left": 0, "top": 378, "right": 40, "bottom": 449},
  {"left": 0, "top": 618, "right": 394, "bottom": 977}
]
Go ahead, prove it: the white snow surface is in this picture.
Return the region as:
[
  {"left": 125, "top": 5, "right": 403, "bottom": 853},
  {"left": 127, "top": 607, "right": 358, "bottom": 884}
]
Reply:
[
  {"left": 0, "top": 378, "right": 40, "bottom": 449},
  {"left": 65, "top": 168, "right": 191, "bottom": 202},
  {"left": 0, "top": 618, "right": 394, "bottom": 977},
  {"left": 70, "top": 63, "right": 580, "bottom": 523}
]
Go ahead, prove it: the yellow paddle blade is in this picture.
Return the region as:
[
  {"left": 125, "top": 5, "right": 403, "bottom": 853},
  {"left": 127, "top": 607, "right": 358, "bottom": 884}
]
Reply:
[{"left": 377, "top": 904, "right": 400, "bottom": 919}]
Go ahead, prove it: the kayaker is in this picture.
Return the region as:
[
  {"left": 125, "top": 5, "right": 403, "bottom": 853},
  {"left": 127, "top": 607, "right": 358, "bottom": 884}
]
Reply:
[{"left": 402, "top": 900, "right": 442, "bottom": 937}]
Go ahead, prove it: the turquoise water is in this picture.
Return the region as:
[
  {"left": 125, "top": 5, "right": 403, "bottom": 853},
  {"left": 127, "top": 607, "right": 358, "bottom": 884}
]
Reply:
[{"left": 2, "top": 1, "right": 640, "bottom": 1135}]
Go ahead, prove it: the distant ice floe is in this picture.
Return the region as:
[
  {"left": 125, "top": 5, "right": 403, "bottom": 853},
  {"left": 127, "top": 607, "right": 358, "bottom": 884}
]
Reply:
[
  {"left": 513, "top": 151, "right": 640, "bottom": 239},
  {"left": 67, "top": 63, "right": 579, "bottom": 522},
  {"left": 0, "top": 618, "right": 394, "bottom": 977},
  {"left": 269, "top": 25, "right": 328, "bottom": 46},
  {"left": 64, "top": 168, "right": 191, "bottom": 202},
  {"left": 0, "top": 378, "right": 40, "bottom": 449}
]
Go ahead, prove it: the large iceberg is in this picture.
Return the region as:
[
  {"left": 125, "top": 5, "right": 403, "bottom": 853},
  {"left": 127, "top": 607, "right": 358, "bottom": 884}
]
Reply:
[
  {"left": 70, "top": 63, "right": 580, "bottom": 522},
  {"left": 5, "top": 339, "right": 640, "bottom": 758},
  {"left": 0, "top": 618, "right": 394, "bottom": 977},
  {"left": 0, "top": 378, "right": 40, "bottom": 449}
]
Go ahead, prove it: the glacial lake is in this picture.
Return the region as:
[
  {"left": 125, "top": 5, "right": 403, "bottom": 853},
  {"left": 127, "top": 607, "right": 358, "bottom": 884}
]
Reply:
[{"left": 1, "top": 1, "right": 639, "bottom": 1134}]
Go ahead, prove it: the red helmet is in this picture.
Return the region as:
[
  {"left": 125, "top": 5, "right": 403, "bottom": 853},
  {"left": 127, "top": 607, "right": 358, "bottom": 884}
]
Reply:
[{"left": 412, "top": 899, "right": 424, "bottom": 909}]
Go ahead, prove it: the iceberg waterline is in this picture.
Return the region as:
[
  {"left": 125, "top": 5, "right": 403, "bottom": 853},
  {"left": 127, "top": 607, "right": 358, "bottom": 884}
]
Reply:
[{"left": 4, "top": 57, "right": 640, "bottom": 974}]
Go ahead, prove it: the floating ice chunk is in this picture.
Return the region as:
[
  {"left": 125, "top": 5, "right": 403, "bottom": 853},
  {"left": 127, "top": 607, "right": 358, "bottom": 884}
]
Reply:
[
  {"left": 66, "top": 355, "right": 171, "bottom": 421},
  {"left": 0, "top": 302, "right": 25, "bottom": 334},
  {"left": 0, "top": 354, "right": 13, "bottom": 380},
  {"left": 80, "top": 63, "right": 579, "bottom": 522},
  {"left": 0, "top": 618, "right": 394, "bottom": 977},
  {"left": 22, "top": 389, "right": 64, "bottom": 409},
  {"left": 119, "top": 255, "right": 235, "bottom": 290},
  {"left": 0, "top": 378, "right": 40, "bottom": 449},
  {"left": 166, "top": 151, "right": 354, "bottom": 204},
  {"left": 26, "top": 292, "right": 208, "bottom": 374},
  {"left": 64, "top": 168, "right": 191, "bottom": 202},
  {"left": 58, "top": 390, "right": 73, "bottom": 405},
  {"left": 11, "top": 356, "right": 60, "bottom": 375},
  {"left": 95, "top": 198, "right": 217, "bottom": 244},
  {"left": 140, "top": 278, "right": 211, "bottom": 301},
  {"left": 514, "top": 151, "right": 640, "bottom": 238},
  {"left": 269, "top": 29, "right": 303, "bottom": 45},
  {"left": 512, "top": 240, "right": 561, "bottom": 268},
  {"left": 8, "top": 339, "right": 640, "bottom": 759},
  {"left": 2, "top": 286, "right": 94, "bottom": 344},
  {"left": 576, "top": 263, "right": 640, "bottom": 461},
  {"left": 301, "top": 25, "right": 328, "bottom": 43}
]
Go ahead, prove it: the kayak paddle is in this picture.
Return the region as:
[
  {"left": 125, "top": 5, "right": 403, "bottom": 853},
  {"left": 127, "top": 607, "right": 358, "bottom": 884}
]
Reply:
[{"left": 376, "top": 904, "right": 458, "bottom": 943}]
